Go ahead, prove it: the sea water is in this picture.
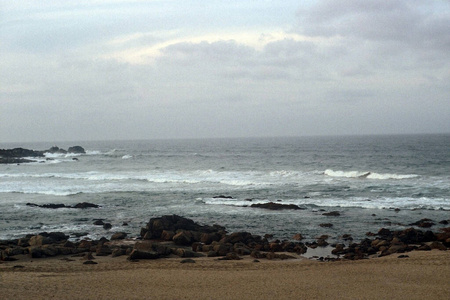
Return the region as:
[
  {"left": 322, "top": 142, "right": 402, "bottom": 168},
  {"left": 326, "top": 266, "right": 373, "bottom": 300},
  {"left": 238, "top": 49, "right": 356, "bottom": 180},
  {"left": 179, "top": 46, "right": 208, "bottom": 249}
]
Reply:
[{"left": 1, "top": 134, "right": 449, "bottom": 243}]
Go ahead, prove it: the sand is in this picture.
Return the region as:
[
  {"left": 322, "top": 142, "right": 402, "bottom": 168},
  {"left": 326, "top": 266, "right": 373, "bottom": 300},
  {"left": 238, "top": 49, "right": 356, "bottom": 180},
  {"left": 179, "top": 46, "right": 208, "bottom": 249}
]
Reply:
[{"left": 1, "top": 250, "right": 449, "bottom": 300}]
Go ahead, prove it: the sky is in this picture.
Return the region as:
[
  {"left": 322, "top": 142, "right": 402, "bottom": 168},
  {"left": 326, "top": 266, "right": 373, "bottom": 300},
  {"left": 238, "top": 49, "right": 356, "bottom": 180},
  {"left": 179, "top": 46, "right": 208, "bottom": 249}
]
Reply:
[{"left": 1, "top": 0, "right": 449, "bottom": 143}]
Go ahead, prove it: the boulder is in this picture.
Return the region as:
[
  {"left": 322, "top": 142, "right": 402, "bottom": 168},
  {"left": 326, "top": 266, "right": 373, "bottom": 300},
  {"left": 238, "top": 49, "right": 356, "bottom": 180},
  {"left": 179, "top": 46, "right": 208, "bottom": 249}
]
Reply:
[
  {"left": 250, "top": 202, "right": 304, "bottom": 210},
  {"left": 29, "top": 235, "right": 52, "bottom": 246},
  {"left": 141, "top": 215, "right": 223, "bottom": 240},
  {"left": 73, "top": 202, "right": 99, "bottom": 209},
  {"left": 110, "top": 232, "right": 127, "bottom": 240},
  {"left": 173, "top": 231, "right": 193, "bottom": 246},
  {"left": 292, "top": 233, "right": 303, "bottom": 241},
  {"left": 322, "top": 211, "right": 341, "bottom": 216},
  {"left": 128, "top": 249, "right": 160, "bottom": 260},
  {"left": 67, "top": 146, "right": 86, "bottom": 154}
]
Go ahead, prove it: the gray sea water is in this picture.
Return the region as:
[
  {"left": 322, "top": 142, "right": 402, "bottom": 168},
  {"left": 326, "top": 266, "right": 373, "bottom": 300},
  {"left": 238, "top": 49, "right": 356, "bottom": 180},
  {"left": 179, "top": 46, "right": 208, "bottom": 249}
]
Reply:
[{"left": 1, "top": 134, "right": 449, "bottom": 243}]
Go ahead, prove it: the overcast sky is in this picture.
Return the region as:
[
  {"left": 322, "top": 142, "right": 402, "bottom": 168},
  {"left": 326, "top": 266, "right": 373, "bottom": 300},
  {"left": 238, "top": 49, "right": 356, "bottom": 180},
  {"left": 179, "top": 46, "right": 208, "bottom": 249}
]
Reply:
[{"left": 1, "top": 0, "right": 449, "bottom": 143}]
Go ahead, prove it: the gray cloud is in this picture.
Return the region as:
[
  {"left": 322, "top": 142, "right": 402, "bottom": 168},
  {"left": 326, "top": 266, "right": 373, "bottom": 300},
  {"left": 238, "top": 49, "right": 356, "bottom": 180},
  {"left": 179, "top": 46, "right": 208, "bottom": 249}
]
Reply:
[{"left": 1, "top": 1, "right": 449, "bottom": 142}]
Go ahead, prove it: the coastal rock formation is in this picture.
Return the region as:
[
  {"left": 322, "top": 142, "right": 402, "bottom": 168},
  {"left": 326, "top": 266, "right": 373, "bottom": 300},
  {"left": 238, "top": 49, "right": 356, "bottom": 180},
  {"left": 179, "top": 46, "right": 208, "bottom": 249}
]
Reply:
[
  {"left": 0, "top": 145, "right": 86, "bottom": 164},
  {"left": 26, "top": 202, "right": 100, "bottom": 209},
  {"left": 67, "top": 146, "right": 86, "bottom": 154},
  {"left": 250, "top": 202, "right": 304, "bottom": 210},
  {"left": 1, "top": 217, "right": 449, "bottom": 263}
]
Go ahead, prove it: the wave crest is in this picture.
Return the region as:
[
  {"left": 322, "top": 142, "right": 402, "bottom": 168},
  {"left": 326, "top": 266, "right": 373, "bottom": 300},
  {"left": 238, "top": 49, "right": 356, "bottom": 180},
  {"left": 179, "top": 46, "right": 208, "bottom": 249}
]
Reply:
[{"left": 324, "top": 169, "right": 418, "bottom": 180}]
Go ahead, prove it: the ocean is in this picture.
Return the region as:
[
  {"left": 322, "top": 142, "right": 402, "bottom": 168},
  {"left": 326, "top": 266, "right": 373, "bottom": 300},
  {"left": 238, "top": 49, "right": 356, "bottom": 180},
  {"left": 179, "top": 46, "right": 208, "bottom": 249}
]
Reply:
[{"left": 1, "top": 134, "right": 449, "bottom": 244}]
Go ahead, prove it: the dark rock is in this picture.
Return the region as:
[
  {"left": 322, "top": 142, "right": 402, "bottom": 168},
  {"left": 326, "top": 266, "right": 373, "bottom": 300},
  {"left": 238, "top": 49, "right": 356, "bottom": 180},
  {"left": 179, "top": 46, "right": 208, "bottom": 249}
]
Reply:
[
  {"left": 67, "top": 146, "right": 86, "bottom": 154},
  {"left": 93, "top": 220, "right": 105, "bottom": 226},
  {"left": 398, "top": 255, "right": 409, "bottom": 258},
  {"left": 250, "top": 202, "right": 304, "bottom": 210},
  {"left": 319, "top": 223, "right": 333, "bottom": 228},
  {"left": 73, "top": 202, "right": 99, "bottom": 209},
  {"left": 160, "top": 230, "right": 175, "bottom": 241},
  {"left": 45, "top": 146, "right": 67, "bottom": 154},
  {"left": 95, "top": 244, "right": 112, "bottom": 256},
  {"left": 218, "top": 252, "right": 241, "bottom": 260},
  {"left": 0, "top": 148, "right": 44, "bottom": 158},
  {"left": 213, "top": 195, "right": 234, "bottom": 199},
  {"left": 292, "top": 233, "right": 303, "bottom": 241},
  {"left": 173, "top": 231, "right": 193, "bottom": 246},
  {"left": 439, "top": 220, "right": 449, "bottom": 225},
  {"left": 112, "top": 248, "right": 126, "bottom": 257},
  {"left": 29, "top": 235, "right": 52, "bottom": 246},
  {"left": 128, "top": 249, "right": 160, "bottom": 260},
  {"left": 180, "top": 258, "right": 196, "bottom": 263},
  {"left": 141, "top": 215, "right": 224, "bottom": 240},
  {"left": 41, "top": 204, "right": 67, "bottom": 209},
  {"left": 409, "top": 218, "right": 435, "bottom": 228},
  {"left": 110, "top": 232, "right": 127, "bottom": 240},
  {"left": 103, "top": 223, "right": 112, "bottom": 230},
  {"left": 322, "top": 211, "right": 341, "bottom": 216},
  {"left": 83, "top": 260, "right": 98, "bottom": 265}
]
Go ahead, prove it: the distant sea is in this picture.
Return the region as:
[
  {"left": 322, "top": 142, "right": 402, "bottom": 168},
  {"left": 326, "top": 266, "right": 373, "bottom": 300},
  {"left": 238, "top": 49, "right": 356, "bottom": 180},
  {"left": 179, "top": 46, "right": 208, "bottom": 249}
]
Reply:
[{"left": 1, "top": 134, "right": 449, "bottom": 243}]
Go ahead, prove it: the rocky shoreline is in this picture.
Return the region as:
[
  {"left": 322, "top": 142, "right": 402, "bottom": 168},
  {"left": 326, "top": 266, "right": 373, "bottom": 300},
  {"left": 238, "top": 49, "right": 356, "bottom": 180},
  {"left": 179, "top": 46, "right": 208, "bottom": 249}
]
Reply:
[
  {"left": 0, "top": 146, "right": 85, "bottom": 164},
  {"left": 1, "top": 215, "right": 449, "bottom": 264}
]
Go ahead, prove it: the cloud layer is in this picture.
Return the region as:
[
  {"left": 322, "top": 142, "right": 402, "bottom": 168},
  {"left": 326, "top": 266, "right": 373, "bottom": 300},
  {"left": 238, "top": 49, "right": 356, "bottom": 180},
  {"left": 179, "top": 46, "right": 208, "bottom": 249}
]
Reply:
[{"left": 1, "top": 0, "right": 449, "bottom": 142}]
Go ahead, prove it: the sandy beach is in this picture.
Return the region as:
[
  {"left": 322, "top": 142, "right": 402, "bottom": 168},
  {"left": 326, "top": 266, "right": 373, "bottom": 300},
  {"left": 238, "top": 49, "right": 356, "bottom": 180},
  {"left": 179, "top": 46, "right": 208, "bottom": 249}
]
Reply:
[{"left": 1, "top": 250, "right": 449, "bottom": 300}]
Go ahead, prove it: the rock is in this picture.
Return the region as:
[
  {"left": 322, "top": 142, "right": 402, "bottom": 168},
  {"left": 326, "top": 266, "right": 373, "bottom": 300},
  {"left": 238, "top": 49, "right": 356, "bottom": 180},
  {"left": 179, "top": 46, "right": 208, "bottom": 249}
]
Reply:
[
  {"left": 173, "top": 248, "right": 203, "bottom": 258},
  {"left": 213, "top": 195, "right": 234, "bottom": 199},
  {"left": 112, "top": 248, "right": 126, "bottom": 257},
  {"left": 409, "top": 218, "right": 435, "bottom": 228},
  {"left": 110, "top": 232, "right": 127, "bottom": 240},
  {"left": 82, "top": 252, "right": 95, "bottom": 260},
  {"left": 322, "top": 211, "right": 341, "bottom": 216},
  {"left": 67, "top": 146, "right": 86, "bottom": 154},
  {"left": 173, "top": 231, "right": 193, "bottom": 246},
  {"left": 83, "top": 260, "right": 98, "bottom": 265},
  {"left": 103, "top": 223, "right": 112, "bottom": 230},
  {"left": 425, "top": 241, "right": 447, "bottom": 250},
  {"left": 317, "top": 239, "right": 329, "bottom": 247},
  {"left": 160, "top": 230, "right": 175, "bottom": 241},
  {"left": 398, "top": 255, "right": 409, "bottom": 258},
  {"left": 45, "top": 146, "right": 67, "bottom": 154},
  {"left": 319, "top": 223, "right": 333, "bottom": 228},
  {"left": 41, "top": 204, "right": 67, "bottom": 209},
  {"left": 73, "top": 202, "right": 99, "bottom": 209},
  {"left": 250, "top": 202, "right": 304, "bottom": 210},
  {"left": 0, "top": 148, "right": 44, "bottom": 158},
  {"left": 292, "top": 233, "right": 303, "bottom": 241},
  {"left": 218, "top": 252, "right": 241, "bottom": 260},
  {"left": 96, "top": 244, "right": 112, "bottom": 256},
  {"left": 128, "top": 249, "right": 160, "bottom": 260},
  {"left": 29, "top": 235, "right": 52, "bottom": 246},
  {"left": 141, "top": 215, "right": 223, "bottom": 240},
  {"left": 180, "top": 258, "right": 196, "bottom": 263},
  {"left": 93, "top": 220, "right": 105, "bottom": 226}
]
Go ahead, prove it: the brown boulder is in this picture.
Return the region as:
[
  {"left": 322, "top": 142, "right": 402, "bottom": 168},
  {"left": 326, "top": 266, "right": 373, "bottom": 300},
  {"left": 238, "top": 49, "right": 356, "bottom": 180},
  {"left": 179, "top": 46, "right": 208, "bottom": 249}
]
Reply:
[
  {"left": 128, "top": 249, "right": 160, "bottom": 260},
  {"left": 110, "top": 232, "right": 127, "bottom": 240},
  {"left": 173, "top": 231, "right": 193, "bottom": 246}
]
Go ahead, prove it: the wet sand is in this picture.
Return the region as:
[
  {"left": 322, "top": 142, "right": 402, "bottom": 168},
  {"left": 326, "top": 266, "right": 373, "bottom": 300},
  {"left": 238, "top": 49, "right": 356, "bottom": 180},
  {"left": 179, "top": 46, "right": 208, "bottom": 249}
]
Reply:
[{"left": 1, "top": 250, "right": 449, "bottom": 300}]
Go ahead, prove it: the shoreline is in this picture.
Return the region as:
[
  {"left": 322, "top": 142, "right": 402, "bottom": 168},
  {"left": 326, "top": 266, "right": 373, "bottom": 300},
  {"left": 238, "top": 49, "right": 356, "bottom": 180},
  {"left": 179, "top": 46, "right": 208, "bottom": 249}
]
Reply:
[{"left": 1, "top": 250, "right": 449, "bottom": 299}]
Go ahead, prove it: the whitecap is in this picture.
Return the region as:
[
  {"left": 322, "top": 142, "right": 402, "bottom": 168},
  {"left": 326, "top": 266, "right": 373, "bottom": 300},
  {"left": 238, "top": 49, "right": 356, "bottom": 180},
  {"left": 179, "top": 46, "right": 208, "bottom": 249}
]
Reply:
[{"left": 324, "top": 169, "right": 418, "bottom": 180}]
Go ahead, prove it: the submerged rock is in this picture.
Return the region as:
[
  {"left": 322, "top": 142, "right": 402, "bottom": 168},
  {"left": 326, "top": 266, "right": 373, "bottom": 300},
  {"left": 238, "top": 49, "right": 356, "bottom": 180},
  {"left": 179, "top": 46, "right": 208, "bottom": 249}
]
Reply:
[{"left": 250, "top": 202, "right": 304, "bottom": 210}]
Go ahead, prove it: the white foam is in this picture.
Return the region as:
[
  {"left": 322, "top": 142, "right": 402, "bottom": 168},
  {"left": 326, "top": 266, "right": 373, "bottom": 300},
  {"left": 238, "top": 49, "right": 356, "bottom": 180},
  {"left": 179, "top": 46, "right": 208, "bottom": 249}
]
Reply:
[
  {"left": 324, "top": 169, "right": 418, "bottom": 180},
  {"left": 122, "top": 155, "right": 133, "bottom": 159}
]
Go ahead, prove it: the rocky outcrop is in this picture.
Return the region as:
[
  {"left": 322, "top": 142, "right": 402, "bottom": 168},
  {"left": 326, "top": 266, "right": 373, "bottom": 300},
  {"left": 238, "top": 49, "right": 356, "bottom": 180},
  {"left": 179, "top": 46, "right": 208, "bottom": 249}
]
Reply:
[
  {"left": 0, "top": 146, "right": 86, "bottom": 164},
  {"left": 26, "top": 202, "right": 100, "bottom": 209},
  {"left": 67, "top": 146, "right": 86, "bottom": 154},
  {"left": 250, "top": 202, "right": 304, "bottom": 210}
]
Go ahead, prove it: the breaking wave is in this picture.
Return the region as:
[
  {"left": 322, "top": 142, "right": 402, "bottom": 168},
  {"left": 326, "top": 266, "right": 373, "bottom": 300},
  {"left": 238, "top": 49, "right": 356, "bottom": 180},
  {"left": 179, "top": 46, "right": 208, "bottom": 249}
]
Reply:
[{"left": 324, "top": 169, "right": 418, "bottom": 180}]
